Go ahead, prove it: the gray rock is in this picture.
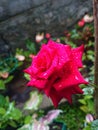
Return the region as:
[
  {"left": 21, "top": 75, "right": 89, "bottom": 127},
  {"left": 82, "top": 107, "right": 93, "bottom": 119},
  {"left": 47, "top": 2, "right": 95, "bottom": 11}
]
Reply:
[{"left": 0, "top": 0, "right": 93, "bottom": 49}]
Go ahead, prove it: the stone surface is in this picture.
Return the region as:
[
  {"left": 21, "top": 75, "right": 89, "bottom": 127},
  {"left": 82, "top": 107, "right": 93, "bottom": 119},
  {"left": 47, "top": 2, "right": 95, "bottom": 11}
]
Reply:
[{"left": 0, "top": 0, "right": 93, "bottom": 49}]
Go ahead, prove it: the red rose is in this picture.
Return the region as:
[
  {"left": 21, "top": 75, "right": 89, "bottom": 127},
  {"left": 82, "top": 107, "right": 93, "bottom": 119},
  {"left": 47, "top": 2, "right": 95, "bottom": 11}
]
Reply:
[
  {"left": 29, "top": 54, "right": 35, "bottom": 59},
  {"left": 78, "top": 19, "right": 85, "bottom": 27},
  {"left": 24, "top": 39, "right": 88, "bottom": 107},
  {"left": 45, "top": 33, "right": 51, "bottom": 39}
]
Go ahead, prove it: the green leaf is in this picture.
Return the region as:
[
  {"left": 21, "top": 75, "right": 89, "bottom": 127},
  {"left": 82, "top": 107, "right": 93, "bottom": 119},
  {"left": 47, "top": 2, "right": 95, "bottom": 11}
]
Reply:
[
  {"left": 83, "top": 87, "right": 94, "bottom": 95},
  {"left": 18, "top": 124, "right": 33, "bottom": 130},
  {"left": 8, "top": 120, "right": 17, "bottom": 128},
  {"left": 4, "top": 75, "right": 13, "bottom": 84},
  {"left": 10, "top": 108, "right": 22, "bottom": 120},
  {"left": 87, "top": 41, "right": 94, "bottom": 47},
  {"left": 3, "top": 101, "right": 22, "bottom": 121},
  {"left": 0, "top": 95, "right": 7, "bottom": 107},
  {"left": 0, "top": 80, "right": 5, "bottom": 90},
  {"left": 60, "top": 37, "right": 65, "bottom": 41},
  {"left": 0, "top": 108, "right": 6, "bottom": 115},
  {"left": 87, "top": 55, "right": 94, "bottom": 62},
  {"left": 87, "top": 100, "right": 94, "bottom": 113},
  {"left": 24, "top": 91, "right": 43, "bottom": 110},
  {"left": 91, "top": 120, "right": 98, "bottom": 130},
  {"left": 68, "top": 41, "right": 77, "bottom": 47},
  {"left": 70, "top": 29, "right": 80, "bottom": 39},
  {"left": 17, "top": 62, "right": 23, "bottom": 67},
  {"left": 24, "top": 73, "right": 30, "bottom": 81},
  {"left": 16, "top": 48, "right": 24, "bottom": 55},
  {"left": 87, "top": 50, "right": 94, "bottom": 55},
  {"left": 26, "top": 40, "right": 37, "bottom": 54},
  {"left": 24, "top": 116, "right": 32, "bottom": 124},
  {"left": 80, "top": 106, "right": 88, "bottom": 113},
  {"left": 84, "top": 95, "right": 93, "bottom": 100},
  {"left": 78, "top": 99, "right": 86, "bottom": 105},
  {"left": 83, "top": 125, "right": 91, "bottom": 130}
]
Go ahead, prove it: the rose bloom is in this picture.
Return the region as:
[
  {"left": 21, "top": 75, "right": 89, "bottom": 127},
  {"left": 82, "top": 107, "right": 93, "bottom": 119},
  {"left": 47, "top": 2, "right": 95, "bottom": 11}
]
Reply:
[
  {"left": 64, "top": 30, "right": 71, "bottom": 38},
  {"left": 45, "top": 33, "right": 51, "bottom": 39},
  {"left": 0, "top": 72, "right": 9, "bottom": 79},
  {"left": 24, "top": 39, "right": 88, "bottom": 107},
  {"left": 83, "top": 14, "right": 93, "bottom": 23},
  {"left": 35, "top": 33, "right": 44, "bottom": 43},
  {"left": 56, "top": 38, "right": 61, "bottom": 43},
  {"left": 85, "top": 114, "right": 94, "bottom": 123},
  {"left": 78, "top": 19, "right": 85, "bottom": 27},
  {"left": 15, "top": 54, "right": 25, "bottom": 61},
  {"left": 29, "top": 54, "right": 35, "bottom": 59}
]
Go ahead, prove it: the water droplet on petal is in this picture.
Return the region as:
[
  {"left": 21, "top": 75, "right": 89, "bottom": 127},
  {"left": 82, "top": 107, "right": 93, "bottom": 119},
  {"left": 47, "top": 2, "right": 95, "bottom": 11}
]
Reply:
[
  {"left": 58, "top": 84, "right": 62, "bottom": 88},
  {"left": 43, "top": 72, "right": 47, "bottom": 76},
  {"left": 75, "top": 76, "right": 79, "bottom": 80}
]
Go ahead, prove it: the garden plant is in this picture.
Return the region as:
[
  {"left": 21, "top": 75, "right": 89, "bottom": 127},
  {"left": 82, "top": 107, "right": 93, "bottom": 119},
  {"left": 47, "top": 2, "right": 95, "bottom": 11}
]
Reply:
[{"left": 1, "top": 1, "right": 98, "bottom": 130}]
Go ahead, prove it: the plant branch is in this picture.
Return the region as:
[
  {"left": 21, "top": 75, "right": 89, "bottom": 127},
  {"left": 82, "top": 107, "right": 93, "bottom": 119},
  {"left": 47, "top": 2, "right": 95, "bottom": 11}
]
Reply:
[{"left": 93, "top": 0, "right": 98, "bottom": 118}]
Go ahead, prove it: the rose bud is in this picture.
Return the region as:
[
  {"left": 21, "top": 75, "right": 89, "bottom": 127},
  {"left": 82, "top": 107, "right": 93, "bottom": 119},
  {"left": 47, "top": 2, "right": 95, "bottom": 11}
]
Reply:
[
  {"left": 45, "top": 33, "right": 51, "bottom": 39},
  {"left": 86, "top": 114, "right": 94, "bottom": 123},
  {"left": 83, "top": 14, "right": 93, "bottom": 23},
  {"left": 56, "top": 38, "right": 61, "bottom": 43},
  {"left": 78, "top": 19, "right": 85, "bottom": 27},
  {"left": 0, "top": 72, "right": 9, "bottom": 79},
  {"left": 29, "top": 54, "right": 35, "bottom": 59},
  {"left": 15, "top": 54, "right": 25, "bottom": 61},
  {"left": 35, "top": 33, "right": 44, "bottom": 43}
]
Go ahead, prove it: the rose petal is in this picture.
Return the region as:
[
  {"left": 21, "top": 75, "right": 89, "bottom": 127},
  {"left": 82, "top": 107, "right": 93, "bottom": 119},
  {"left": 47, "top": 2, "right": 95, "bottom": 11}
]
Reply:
[
  {"left": 47, "top": 40, "right": 71, "bottom": 68},
  {"left": 72, "top": 45, "right": 84, "bottom": 68},
  {"left": 27, "top": 78, "right": 47, "bottom": 89},
  {"left": 86, "top": 114, "right": 94, "bottom": 123},
  {"left": 48, "top": 88, "right": 63, "bottom": 107},
  {"left": 53, "top": 61, "right": 88, "bottom": 91}
]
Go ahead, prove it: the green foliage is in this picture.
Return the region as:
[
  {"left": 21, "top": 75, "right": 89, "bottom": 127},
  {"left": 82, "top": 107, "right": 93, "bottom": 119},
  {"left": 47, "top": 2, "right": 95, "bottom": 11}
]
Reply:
[
  {"left": 24, "top": 73, "right": 30, "bottom": 81},
  {"left": 25, "top": 39, "right": 37, "bottom": 54},
  {"left": 0, "top": 14, "right": 95, "bottom": 130},
  {"left": 70, "top": 29, "right": 81, "bottom": 39},
  {"left": 78, "top": 95, "right": 94, "bottom": 114},
  {"left": 0, "top": 57, "right": 18, "bottom": 74},
  {"left": 4, "top": 75, "right": 14, "bottom": 84},
  {"left": 24, "top": 116, "right": 32, "bottom": 124},
  {"left": 24, "top": 91, "right": 43, "bottom": 111},
  {"left": 0, "top": 80, "right": 6, "bottom": 90},
  {"left": 83, "top": 120, "right": 98, "bottom": 130},
  {"left": 0, "top": 91, "right": 43, "bottom": 129},
  {"left": 55, "top": 103, "right": 85, "bottom": 130},
  {"left": 83, "top": 124, "right": 91, "bottom": 130},
  {"left": 91, "top": 119, "right": 98, "bottom": 130},
  {"left": 0, "top": 76, "right": 13, "bottom": 90},
  {"left": 78, "top": 85, "right": 95, "bottom": 117},
  {"left": 0, "top": 95, "right": 22, "bottom": 129}
]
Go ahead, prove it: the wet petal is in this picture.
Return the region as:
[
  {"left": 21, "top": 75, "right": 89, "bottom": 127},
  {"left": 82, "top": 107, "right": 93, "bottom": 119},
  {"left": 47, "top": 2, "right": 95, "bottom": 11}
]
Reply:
[
  {"left": 72, "top": 45, "right": 84, "bottom": 68},
  {"left": 27, "top": 78, "right": 47, "bottom": 89},
  {"left": 48, "top": 88, "right": 63, "bottom": 107},
  {"left": 53, "top": 62, "right": 88, "bottom": 91}
]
